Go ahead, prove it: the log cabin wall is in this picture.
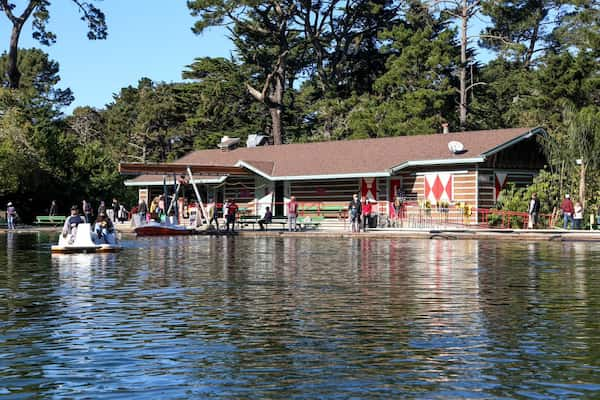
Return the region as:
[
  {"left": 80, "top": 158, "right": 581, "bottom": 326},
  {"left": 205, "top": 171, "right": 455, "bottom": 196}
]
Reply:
[
  {"left": 477, "top": 169, "right": 537, "bottom": 209},
  {"left": 477, "top": 136, "right": 545, "bottom": 209},
  {"left": 290, "top": 179, "right": 359, "bottom": 203},
  {"left": 398, "top": 168, "right": 478, "bottom": 223}
]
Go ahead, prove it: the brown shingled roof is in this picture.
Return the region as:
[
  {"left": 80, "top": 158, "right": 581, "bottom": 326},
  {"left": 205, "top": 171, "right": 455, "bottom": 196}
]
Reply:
[{"left": 170, "top": 127, "right": 538, "bottom": 178}]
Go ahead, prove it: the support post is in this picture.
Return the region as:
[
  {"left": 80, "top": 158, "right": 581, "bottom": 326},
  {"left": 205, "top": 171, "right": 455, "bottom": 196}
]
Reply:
[{"left": 188, "top": 167, "right": 209, "bottom": 227}]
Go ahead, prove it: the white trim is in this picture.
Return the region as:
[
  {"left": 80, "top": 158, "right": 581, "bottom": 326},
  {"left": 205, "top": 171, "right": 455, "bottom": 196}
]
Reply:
[
  {"left": 414, "top": 170, "right": 470, "bottom": 176},
  {"left": 275, "top": 172, "right": 390, "bottom": 181},
  {"left": 235, "top": 160, "right": 273, "bottom": 179},
  {"left": 390, "top": 157, "right": 485, "bottom": 173},
  {"left": 235, "top": 160, "right": 390, "bottom": 181},
  {"left": 124, "top": 176, "right": 228, "bottom": 187}
]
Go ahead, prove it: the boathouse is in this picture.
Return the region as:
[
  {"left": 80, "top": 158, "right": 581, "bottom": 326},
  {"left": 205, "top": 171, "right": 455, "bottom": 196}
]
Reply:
[{"left": 122, "top": 127, "right": 547, "bottom": 224}]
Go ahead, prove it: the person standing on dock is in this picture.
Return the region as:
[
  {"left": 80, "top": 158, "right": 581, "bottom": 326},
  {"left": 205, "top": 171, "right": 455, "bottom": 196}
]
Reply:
[
  {"left": 6, "top": 202, "right": 16, "bottom": 230},
  {"left": 288, "top": 196, "right": 298, "bottom": 232},
  {"left": 560, "top": 194, "right": 574, "bottom": 229},
  {"left": 49, "top": 200, "right": 57, "bottom": 216},
  {"left": 138, "top": 199, "right": 148, "bottom": 224},
  {"left": 207, "top": 198, "right": 219, "bottom": 231},
  {"left": 226, "top": 199, "right": 239, "bottom": 232},
  {"left": 98, "top": 200, "right": 106, "bottom": 217},
  {"left": 362, "top": 197, "right": 372, "bottom": 232},
  {"left": 574, "top": 201, "right": 584, "bottom": 230},
  {"left": 82, "top": 200, "right": 93, "bottom": 223},
  {"left": 527, "top": 192, "right": 540, "bottom": 229},
  {"left": 348, "top": 194, "right": 362, "bottom": 232}
]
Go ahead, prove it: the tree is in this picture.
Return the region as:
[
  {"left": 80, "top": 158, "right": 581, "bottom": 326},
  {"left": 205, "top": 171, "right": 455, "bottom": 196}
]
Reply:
[
  {"left": 188, "top": 0, "right": 300, "bottom": 144},
  {"left": 308, "top": 2, "right": 459, "bottom": 139},
  {"left": 182, "top": 57, "right": 269, "bottom": 148},
  {"left": 563, "top": 105, "right": 600, "bottom": 207},
  {"left": 0, "top": 0, "right": 107, "bottom": 89},
  {"left": 296, "top": 0, "right": 401, "bottom": 97},
  {"left": 427, "top": 0, "right": 483, "bottom": 130},
  {"left": 0, "top": 47, "right": 73, "bottom": 114}
]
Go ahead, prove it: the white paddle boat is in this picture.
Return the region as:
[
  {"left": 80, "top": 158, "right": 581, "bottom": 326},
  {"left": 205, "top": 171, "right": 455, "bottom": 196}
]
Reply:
[{"left": 51, "top": 223, "right": 121, "bottom": 253}]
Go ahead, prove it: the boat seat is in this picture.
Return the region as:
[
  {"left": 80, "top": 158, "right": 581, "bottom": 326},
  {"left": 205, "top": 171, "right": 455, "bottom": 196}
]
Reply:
[{"left": 58, "top": 223, "right": 96, "bottom": 247}]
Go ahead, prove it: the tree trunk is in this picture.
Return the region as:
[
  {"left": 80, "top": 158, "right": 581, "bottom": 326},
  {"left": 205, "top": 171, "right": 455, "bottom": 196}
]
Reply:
[
  {"left": 270, "top": 106, "right": 282, "bottom": 145},
  {"left": 579, "top": 162, "right": 586, "bottom": 208},
  {"left": 7, "top": 22, "right": 24, "bottom": 89},
  {"left": 458, "top": 0, "right": 468, "bottom": 130}
]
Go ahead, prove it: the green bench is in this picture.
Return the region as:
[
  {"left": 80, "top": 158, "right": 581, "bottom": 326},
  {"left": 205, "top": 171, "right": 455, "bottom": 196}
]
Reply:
[{"left": 35, "top": 215, "right": 67, "bottom": 226}]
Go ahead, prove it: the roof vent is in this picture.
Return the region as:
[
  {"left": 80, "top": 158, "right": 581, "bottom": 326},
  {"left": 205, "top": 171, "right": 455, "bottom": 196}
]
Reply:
[
  {"left": 246, "top": 134, "right": 268, "bottom": 148},
  {"left": 448, "top": 140, "right": 466, "bottom": 154},
  {"left": 442, "top": 122, "right": 450, "bottom": 134},
  {"left": 217, "top": 136, "right": 240, "bottom": 151}
]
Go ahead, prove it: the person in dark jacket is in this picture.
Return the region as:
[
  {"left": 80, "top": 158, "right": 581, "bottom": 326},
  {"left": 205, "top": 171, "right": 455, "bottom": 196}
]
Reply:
[{"left": 348, "top": 193, "right": 362, "bottom": 232}]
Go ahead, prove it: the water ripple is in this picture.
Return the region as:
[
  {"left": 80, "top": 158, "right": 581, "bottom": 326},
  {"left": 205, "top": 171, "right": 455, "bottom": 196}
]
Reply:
[{"left": 0, "top": 234, "right": 600, "bottom": 398}]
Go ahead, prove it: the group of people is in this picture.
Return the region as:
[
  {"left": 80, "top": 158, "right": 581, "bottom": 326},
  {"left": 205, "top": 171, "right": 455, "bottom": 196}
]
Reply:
[
  {"left": 62, "top": 205, "right": 117, "bottom": 244},
  {"left": 527, "top": 192, "right": 588, "bottom": 230},
  {"left": 203, "top": 198, "right": 240, "bottom": 232},
  {"left": 559, "top": 194, "right": 586, "bottom": 230},
  {"left": 348, "top": 193, "right": 377, "bottom": 233},
  {"left": 80, "top": 199, "right": 129, "bottom": 224}
]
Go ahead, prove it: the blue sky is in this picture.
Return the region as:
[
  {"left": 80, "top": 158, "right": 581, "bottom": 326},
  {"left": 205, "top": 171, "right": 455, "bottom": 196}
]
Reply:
[{"left": 0, "top": 0, "right": 234, "bottom": 113}]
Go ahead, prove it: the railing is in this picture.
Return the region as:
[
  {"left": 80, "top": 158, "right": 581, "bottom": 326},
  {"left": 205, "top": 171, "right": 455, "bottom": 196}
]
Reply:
[
  {"left": 476, "top": 208, "right": 555, "bottom": 229},
  {"left": 156, "top": 200, "right": 561, "bottom": 230}
]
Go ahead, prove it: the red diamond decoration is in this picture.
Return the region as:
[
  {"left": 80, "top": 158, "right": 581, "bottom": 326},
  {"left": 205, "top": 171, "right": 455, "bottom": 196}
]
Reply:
[
  {"left": 432, "top": 176, "right": 445, "bottom": 201},
  {"left": 425, "top": 176, "right": 431, "bottom": 198},
  {"left": 445, "top": 177, "right": 452, "bottom": 200}
]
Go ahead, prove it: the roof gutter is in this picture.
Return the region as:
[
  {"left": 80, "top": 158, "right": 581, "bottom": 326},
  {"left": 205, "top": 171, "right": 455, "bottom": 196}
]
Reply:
[
  {"left": 389, "top": 157, "right": 485, "bottom": 173},
  {"left": 236, "top": 160, "right": 390, "bottom": 181},
  {"left": 124, "top": 176, "right": 228, "bottom": 187}
]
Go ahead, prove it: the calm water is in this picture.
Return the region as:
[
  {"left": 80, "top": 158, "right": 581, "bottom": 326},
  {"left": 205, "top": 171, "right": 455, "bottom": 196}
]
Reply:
[{"left": 1, "top": 233, "right": 600, "bottom": 399}]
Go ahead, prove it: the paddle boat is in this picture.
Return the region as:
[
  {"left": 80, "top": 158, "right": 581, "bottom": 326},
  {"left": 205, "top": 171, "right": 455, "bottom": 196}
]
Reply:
[
  {"left": 134, "top": 221, "right": 194, "bottom": 236},
  {"left": 51, "top": 223, "right": 121, "bottom": 253}
]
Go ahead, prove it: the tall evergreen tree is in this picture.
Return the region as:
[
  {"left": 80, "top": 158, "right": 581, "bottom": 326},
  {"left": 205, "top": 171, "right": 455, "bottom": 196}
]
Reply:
[{"left": 0, "top": 0, "right": 107, "bottom": 88}]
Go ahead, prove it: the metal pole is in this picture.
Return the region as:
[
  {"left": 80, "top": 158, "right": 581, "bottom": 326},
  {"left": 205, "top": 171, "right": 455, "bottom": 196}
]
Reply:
[{"left": 188, "top": 167, "right": 208, "bottom": 226}]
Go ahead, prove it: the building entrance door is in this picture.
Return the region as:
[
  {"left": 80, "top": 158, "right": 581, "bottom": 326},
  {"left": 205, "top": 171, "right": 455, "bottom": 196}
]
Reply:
[{"left": 275, "top": 182, "right": 284, "bottom": 216}]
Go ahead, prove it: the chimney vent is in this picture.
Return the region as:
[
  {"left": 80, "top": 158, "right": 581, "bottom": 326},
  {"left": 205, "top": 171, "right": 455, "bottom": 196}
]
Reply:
[
  {"left": 246, "top": 134, "right": 268, "bottom": 148},
  {"left": 217, "top": 136, "right": 240, "bottom": 151},
  {"left": 442, "top": 123, "right": 450, "bottom": 134}
]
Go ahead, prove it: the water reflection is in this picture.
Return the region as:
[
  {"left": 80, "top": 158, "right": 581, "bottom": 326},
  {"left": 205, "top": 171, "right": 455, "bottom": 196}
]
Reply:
[{"left": 0, "top": 234, "right": 600, "bottom": 399}]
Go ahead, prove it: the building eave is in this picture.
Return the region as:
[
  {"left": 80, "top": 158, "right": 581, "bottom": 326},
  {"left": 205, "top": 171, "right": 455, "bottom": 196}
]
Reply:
[
  {"left": 124, "top": 175, "right": 228, "bottom": 187},
  {"left": 389, "top": 157, "right": 486, "bottom": 173},
  {"left": 236, "top": 160, "right": 390, "bottom": 181},
  {"left": 480, "top": 127, "right": 546, "bottom": 158}
]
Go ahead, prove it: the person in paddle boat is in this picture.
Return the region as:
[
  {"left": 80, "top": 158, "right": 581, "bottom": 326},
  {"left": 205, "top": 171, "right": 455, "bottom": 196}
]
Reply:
[
  {"left": 62, "top": 206, "right": 85, "bottom": 244},
  {"left": 93, "top": 212, "right": 117, "bottom": 244}
]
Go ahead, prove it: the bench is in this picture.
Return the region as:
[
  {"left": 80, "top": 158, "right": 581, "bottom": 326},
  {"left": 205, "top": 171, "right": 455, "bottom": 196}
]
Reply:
[
  {"left": 35, "top": 215, "right": 67, "bottom": 226},
  {"left": 239, "top": 215, "right": 324, "bottom": 231}
]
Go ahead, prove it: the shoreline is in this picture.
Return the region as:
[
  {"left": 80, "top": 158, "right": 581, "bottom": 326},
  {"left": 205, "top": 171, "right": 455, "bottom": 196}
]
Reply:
[{"left": 2, "top": 225, "right": 600, "bottom": 242}]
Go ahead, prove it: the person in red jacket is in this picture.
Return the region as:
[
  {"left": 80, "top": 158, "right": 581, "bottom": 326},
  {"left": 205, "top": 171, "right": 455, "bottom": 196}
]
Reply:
[
  {"left": 226, "top": 199, "right": 239, "bottom": 232},
  {"left": 560, "top": 194, "right": 574, "bottom": 229},
  {"left": 362, "top": 197, "right": 372, "bottom": 232}
]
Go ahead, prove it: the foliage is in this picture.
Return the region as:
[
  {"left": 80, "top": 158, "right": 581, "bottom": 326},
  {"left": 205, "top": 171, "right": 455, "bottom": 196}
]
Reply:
[{"left": 0, "top": 0, "right": 598, "bottom": 220}]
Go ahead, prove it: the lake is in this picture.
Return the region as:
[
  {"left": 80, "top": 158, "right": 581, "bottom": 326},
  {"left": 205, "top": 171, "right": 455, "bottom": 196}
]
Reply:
[{"left": 1, "top": 232, "right": 600, "bottom": 399}]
